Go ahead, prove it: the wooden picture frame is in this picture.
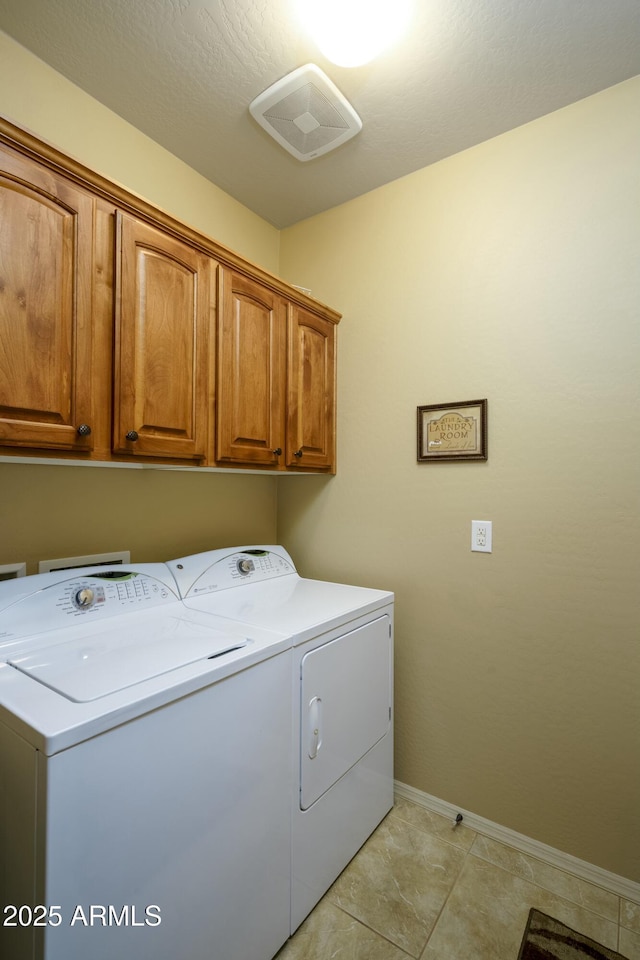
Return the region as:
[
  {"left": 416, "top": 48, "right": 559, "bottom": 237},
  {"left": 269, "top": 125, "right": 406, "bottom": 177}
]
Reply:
[{"left": 417, "top": 399, "right": 488, "bottom": 462}]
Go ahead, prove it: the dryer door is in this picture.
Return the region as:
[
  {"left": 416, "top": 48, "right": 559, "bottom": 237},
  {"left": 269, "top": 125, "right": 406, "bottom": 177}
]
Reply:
[{"left": 300, "top": 615, "right": 391, "bottom": 810}]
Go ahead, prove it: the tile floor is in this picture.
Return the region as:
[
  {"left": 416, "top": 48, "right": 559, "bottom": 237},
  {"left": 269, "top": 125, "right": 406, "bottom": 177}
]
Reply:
[{"left": 276, "top": 797, "right": 640, "bottom": 960}]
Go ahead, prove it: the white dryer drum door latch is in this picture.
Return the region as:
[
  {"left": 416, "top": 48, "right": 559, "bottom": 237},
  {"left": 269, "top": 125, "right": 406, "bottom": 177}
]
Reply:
[{"left": 307, "top": 696, "right": 323, "bottom": 758}]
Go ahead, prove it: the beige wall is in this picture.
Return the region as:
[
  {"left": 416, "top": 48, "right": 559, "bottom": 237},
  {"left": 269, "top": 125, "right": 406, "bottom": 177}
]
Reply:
[
  {"left": 278, "top": 78, "right": 640, "bottom": 882},
  {"left": 0, "top": 30, "right": 281, "bottom": 569},
  {"left": 0, "top": 464, "right": 278, "bottom": 570}
]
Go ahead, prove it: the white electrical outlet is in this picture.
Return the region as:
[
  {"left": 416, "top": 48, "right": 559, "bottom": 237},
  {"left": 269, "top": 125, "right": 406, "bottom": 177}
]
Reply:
[{"left": 471, "top": 520, "right": 492, "bottom": 553}]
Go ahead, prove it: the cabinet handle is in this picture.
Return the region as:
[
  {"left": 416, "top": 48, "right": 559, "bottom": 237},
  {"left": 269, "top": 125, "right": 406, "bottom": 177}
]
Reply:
[
  {"left": 294, "top": 449, "right": 303, "bottom": 458},
  {"left": 272, "top": 447, "right": 282, "bottom": 456},
  {"left": 125, "top": 430, "right": 139, "bottom": 442},
  {"left": 76, "top": 423, "right": 92, "bottom": 437}
]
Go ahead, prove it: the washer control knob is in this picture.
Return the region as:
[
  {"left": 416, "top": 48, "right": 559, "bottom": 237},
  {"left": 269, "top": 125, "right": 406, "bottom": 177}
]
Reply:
[
  {"left": 237, "top": 558, "right": 254, "bottom": 575},
  {"left": 74, "top": 587, "right": 95, "bottom": 609}
]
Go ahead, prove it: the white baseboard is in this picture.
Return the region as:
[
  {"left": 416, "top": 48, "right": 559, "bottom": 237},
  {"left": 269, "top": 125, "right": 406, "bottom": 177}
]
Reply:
[{"left": 394, "top": 780, "right": 640, "bottom": 903}]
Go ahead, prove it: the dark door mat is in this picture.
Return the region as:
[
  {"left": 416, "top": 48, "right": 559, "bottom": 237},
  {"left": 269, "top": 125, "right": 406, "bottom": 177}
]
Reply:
[{"left": 518, "top": 908, "right": 628, "bottom": 960}]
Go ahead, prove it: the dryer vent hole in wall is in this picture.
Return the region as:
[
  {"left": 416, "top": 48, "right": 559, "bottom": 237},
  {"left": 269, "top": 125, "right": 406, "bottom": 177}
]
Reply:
[
  {"left": 38, "top": 550, "right": 131, "bottom": 573},
  {"left": 0, "top": 562, "right": 26, "bottom": 580}
]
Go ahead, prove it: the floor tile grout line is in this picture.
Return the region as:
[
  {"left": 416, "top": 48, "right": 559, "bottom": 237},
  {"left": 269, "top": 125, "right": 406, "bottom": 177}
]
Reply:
[
  {"left": 417, "top": 835, "right": 477, "bottom": 959},
  {"left": 617, "top": 899, "right": 624, "bottom": 955},
  {"left": 469, "top": 834, "right": 626, "bottom": 902},
  {"left": 387, "top": 816, "right": 478, "bottom": 861},
  {"left": 326, "top": 899, "right": 418, "bottom": 958},
  {"left": 467, "top": 846, "right": 622, "bottom": 927}
]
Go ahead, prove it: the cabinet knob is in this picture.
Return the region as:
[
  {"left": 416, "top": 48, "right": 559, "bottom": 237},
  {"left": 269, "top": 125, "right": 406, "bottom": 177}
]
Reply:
[
  {"left": 76, "top": 423, "right": 92, "bottom": 437},
  {"left": 125, "top": 430, "right": 139, "bottom": 442},
  {"left": 272, "top": 447, "right": 282, "bottom": 456},
  {"left": 294, "top": 449, "right": 303, "bottom": 458}
]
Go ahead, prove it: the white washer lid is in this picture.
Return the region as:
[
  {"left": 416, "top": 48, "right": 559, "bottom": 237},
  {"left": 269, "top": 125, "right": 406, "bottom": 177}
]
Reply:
[{"left": 8, "top": 612, "right": 248, "bottom": 702}]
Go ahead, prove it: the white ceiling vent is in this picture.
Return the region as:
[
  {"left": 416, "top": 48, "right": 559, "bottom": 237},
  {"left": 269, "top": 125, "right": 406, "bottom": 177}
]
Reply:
[{"left": 249, "top": 64, "right": 362, "bottom": 162}]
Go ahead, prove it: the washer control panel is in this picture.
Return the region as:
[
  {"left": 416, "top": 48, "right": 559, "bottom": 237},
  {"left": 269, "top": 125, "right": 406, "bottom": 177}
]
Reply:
[
  {"left": 62, "top": 572, "right": 172, "bottom": 615},
  {"left": 0, "top": 567, "right": 179, "bottom": 649}
]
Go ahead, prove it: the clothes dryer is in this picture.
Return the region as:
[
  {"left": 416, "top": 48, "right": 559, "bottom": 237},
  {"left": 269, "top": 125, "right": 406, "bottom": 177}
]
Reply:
[
  {"left": 0, "top": 563, "right": 292, "bottom": 960},
  {"left": 168, "top": 545, "right": 394, "bottom": 932}
]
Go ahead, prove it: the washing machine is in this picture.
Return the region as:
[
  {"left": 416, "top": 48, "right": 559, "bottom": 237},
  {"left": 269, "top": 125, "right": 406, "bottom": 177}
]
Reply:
[
  {"left": 168, "top": 545, "right": 394, "bottom": 933},
  {"left": 0, "top": 562, "right": 292, "bottom": 960}
]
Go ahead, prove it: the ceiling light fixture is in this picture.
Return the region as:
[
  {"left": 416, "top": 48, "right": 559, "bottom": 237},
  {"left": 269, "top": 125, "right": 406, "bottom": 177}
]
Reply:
[{"left": 295, "top": 0, "right": 412, "bottom": 68}]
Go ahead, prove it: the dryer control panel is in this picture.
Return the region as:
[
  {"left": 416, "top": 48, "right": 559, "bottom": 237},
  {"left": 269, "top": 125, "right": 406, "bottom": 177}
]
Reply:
[{"left": 169, "top": 546, "right": 297, "bottom": 598}]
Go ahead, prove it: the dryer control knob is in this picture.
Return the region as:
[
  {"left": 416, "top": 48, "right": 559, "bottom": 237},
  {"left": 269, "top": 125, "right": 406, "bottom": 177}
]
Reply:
[{"left": 74, "top": 587, "right": 95, "bottom": 609}]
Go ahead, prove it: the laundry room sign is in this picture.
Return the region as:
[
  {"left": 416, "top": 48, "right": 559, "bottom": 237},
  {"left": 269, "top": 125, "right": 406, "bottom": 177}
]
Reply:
[{"left": 417, "top": 399, "right": 488, "bottom": 462}]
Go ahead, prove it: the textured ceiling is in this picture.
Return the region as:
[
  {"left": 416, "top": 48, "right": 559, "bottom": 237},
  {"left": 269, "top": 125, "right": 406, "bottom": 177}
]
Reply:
[{"left": 1, "top": 0, "right": 639, "bottom": 228}]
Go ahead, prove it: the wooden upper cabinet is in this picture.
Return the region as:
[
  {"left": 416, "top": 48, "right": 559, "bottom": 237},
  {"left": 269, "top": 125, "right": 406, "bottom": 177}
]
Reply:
[
  {"left": 216, "top": 269, "right": 287, "bottom": 467},
  {"left": 0, "top": 146, "right": 94, "bottom": 451},
  {"left": 113, "top": 213, "right": 215, "bottom": 461},
  {"left": 216, "top": 271, "right": 337, "bottom": 472},
  {"left": 286, "top": 305, "right": 336, "bottom": 472},
  {"left": 0, "top": 119, "right": 341, "bottom": 471}
]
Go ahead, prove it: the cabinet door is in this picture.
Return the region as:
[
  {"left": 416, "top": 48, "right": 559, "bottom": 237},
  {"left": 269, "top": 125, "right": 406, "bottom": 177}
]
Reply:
[
  {"left": 0, "top": 147, "right": 94, "bottom": 450},
  {"left": 113, "top": 213, "right": 214, "bottom": 460},
  {"left": 216, "top": 270, "right": 286, "bottom": 466},
  {"left": 286, "top": 306, "right": 336, "bottom": 472}
]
